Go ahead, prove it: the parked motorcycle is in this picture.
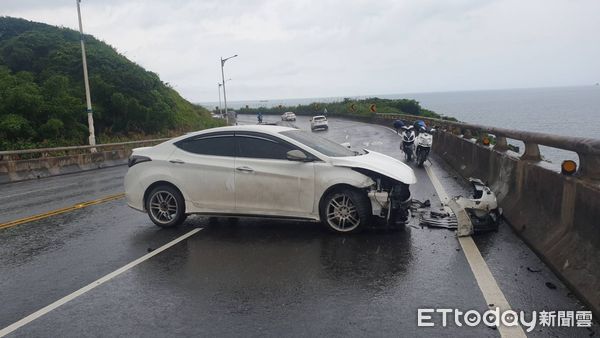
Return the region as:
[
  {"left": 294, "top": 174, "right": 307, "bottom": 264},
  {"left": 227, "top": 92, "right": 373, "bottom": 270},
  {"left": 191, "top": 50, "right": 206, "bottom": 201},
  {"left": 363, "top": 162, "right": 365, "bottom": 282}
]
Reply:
[
  {"left": 400, "top": 125, "right": 415, "bottom": 162},
  {"left": 415, "top": 127, "right": 433, "bottom": 167}
]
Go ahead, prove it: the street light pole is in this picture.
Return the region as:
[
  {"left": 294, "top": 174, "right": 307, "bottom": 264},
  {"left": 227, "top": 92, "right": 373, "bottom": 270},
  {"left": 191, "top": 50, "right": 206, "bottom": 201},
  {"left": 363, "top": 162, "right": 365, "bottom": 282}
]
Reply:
[
  {"left": 218, "top": 83, "right": 222, "bottom": 116},
  {"left": 220, "top": 54, "right": 237, "bottom": 125},
  {"left": 76, "top": 0, "right": 96, "bottom": 149}
]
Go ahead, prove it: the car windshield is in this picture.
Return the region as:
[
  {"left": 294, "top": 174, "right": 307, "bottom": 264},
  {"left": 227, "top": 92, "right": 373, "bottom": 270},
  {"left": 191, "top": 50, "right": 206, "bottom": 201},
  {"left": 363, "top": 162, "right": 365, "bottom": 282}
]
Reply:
[{"left": 280, "top": 130, "right": 361, "bottom": 157}]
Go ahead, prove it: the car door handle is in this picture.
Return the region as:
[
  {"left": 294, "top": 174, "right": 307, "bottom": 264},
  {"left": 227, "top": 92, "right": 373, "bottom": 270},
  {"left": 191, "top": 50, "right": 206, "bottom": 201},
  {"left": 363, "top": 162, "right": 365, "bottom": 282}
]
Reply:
[
  {"left": 169, "top": 159, "right": 185, "bottom": 164},
  {"left": 236, "top": 166, "right": 254, "bottom": 173}
]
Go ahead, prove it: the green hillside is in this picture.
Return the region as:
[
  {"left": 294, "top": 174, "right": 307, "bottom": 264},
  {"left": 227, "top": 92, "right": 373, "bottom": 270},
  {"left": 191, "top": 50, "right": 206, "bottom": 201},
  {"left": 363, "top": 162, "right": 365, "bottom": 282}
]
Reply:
[{"left": 0, "top": 16, "right": 221, "bottom": 150}]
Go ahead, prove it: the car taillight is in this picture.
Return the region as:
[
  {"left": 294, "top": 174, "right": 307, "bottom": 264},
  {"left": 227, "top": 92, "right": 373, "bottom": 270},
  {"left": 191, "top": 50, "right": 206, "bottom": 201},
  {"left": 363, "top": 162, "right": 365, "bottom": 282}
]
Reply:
[{"left": 128, "top": 155, "right": 151, "bottom": 167}]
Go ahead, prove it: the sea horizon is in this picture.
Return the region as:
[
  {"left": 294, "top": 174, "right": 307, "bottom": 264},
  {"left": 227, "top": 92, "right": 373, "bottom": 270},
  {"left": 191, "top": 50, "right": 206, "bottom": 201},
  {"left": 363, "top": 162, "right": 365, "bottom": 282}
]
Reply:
[{"left": 198, "top": 84, "right": 599, "bottom": 109}]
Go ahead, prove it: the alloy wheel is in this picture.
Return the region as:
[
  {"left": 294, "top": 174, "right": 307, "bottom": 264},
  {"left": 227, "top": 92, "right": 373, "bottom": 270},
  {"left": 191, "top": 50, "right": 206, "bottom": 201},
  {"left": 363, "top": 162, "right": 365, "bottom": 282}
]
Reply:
[
  {"left": 149, "top": 190, "right": 178, "bottom": 224},
  {"left": 326, "top": 193, "right": 360, "bottom": 232}
]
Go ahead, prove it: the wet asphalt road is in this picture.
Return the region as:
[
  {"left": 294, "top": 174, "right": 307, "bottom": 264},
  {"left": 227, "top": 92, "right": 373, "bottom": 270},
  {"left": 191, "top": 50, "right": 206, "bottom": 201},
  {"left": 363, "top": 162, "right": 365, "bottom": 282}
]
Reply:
[{"left": 0, "top": 115, "right": 597, "bottom": 337}]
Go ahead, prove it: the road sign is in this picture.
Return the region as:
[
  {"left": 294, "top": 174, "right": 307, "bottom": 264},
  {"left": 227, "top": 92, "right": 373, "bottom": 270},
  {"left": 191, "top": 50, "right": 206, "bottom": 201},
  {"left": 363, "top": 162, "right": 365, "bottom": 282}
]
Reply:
[
  {"left": 370, "top": 104, "right": 377, "bottom": 113},
  {"left": 349, "top": 103, "right": 356, "bottom": 112}
]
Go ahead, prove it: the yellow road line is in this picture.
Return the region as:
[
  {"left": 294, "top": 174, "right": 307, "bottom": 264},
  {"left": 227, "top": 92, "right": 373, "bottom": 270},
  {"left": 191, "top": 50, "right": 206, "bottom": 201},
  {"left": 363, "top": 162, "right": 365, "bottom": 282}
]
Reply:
[{"left": 0, "top": 193, "right": 125, "bottom": 230}]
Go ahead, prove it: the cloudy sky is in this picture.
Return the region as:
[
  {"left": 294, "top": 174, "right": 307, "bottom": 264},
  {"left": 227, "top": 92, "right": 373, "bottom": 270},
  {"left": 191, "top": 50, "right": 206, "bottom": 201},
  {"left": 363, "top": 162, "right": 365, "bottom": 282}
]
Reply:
[{"left": 2, "top": 0, "right": 599, "bottom": 102}]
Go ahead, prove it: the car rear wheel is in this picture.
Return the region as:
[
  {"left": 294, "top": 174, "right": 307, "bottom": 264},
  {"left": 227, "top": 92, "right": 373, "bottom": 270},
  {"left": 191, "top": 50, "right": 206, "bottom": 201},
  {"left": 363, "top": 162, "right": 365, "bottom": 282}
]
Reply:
[
  {"left": 146, "top": 185, "right": 186, "bottom": 228},
  {"left": 320, "top": 188, "right": 371, "bottom": 233}
]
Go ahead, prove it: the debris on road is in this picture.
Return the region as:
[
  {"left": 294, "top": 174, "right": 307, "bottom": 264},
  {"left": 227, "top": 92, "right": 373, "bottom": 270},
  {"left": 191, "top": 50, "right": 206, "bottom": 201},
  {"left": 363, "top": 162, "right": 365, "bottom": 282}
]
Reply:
[
  {"left": 411, "top": 199, "right": 431, "bottom": 209},
  {"left": 546, "top": 282, "right": 557, "bottom": 290},
  {"left": 420, "top": 212, "right": 458, "bottom": 229},
  {"left": 527, "top": 267, "right": 542, "bottom": 273},
  {"left": 454, "top": 178, "right": 502, "bottom": 233},
  {"left": 418, "top": 178, "right": 502, "bottom": 234}
]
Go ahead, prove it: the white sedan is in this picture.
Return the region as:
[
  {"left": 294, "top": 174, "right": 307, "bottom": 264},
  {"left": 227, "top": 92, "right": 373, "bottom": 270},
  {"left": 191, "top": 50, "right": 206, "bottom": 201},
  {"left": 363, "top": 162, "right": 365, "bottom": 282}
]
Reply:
[
  {"left": 124, "top": 125, "right": 416, "bottom": 233},
  {"left": 310, "top": 115, "right": 329, "bottom": 130},
  {"left": 281, "top": 112, "right": 296, "bottom": 121}
]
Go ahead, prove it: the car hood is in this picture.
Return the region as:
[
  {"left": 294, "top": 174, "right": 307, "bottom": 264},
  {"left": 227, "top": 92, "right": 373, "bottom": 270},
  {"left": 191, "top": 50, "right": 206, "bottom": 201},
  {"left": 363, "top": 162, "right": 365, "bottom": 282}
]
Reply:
[{"left": 328, "top": 150, "right": 417, "bottom": 184}]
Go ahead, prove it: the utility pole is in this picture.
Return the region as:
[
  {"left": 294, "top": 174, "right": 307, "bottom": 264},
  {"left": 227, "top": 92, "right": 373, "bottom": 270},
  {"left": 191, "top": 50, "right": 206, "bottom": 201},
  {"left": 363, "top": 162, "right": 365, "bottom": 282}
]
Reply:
[
  {"left": 218, "top": 83, "right": 223, "bottom": 116},
  {"left": 76, "top": 0, "right": 96, "bottom": 149},
  {"left": 220, "top": 54, "right": 237, "bottom": 125}
]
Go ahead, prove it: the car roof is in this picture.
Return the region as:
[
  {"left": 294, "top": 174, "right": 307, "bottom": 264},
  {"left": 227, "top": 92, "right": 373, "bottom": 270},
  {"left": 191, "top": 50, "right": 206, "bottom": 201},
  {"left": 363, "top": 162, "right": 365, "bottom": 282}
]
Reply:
[{"left": 180, "top": 124, "right": 296, "bottom": 139}]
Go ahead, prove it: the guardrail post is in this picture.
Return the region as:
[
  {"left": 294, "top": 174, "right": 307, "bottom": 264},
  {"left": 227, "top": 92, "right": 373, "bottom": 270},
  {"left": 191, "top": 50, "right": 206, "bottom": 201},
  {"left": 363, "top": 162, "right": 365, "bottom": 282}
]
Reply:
[
  {"left": 521, "top": 142, "right": 542, "bottom": 161},
  {"left": 578, "top": 153, "right": 600, "bottom": 180},
  {"left": 494, "top": 136, "right": 508, "bottom": 152}
]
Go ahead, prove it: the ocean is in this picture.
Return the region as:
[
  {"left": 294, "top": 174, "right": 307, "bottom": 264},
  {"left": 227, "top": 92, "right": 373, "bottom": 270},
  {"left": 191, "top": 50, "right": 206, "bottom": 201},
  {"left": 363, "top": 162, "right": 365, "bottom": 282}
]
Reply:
[{"left": 204, "top": 86, "right": 600, "bottom": 166}]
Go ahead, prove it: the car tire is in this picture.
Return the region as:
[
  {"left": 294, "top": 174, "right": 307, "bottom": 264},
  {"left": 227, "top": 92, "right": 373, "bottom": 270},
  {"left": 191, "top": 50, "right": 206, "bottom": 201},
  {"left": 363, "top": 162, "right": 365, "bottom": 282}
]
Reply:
[
  {"left": 146, "top": 185, "right": 186, "bottom": 228},
  {"left": 320, "top": 188, "right": 371, "bottom": 234}
]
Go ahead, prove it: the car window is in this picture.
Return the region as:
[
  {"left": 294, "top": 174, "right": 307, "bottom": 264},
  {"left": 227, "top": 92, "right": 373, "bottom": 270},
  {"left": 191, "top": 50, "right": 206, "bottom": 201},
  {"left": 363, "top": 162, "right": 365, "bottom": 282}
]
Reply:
[
  {"left": 175, "top": 135, "right": 235, "bottom": 156},
  {"left": 280, "top": 130, "right": 359, "bottom": 157},
  {"left": 236, "top": 135, "right": 295, "bottom": 160}
]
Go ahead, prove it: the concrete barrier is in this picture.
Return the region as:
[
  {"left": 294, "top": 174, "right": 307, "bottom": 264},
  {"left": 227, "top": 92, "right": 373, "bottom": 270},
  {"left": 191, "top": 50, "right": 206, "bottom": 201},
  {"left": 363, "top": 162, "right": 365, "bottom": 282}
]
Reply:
[
  {"left": 0, "top": 138, "right": 168, "bottom": 184},
  {"left": 367, "top": 113, "right": 600, "bottom": 317}
]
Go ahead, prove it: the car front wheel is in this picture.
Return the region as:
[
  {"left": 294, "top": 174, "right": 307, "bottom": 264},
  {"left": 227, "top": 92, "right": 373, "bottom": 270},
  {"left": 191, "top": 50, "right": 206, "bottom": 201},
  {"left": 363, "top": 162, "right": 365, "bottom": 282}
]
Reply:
[
  {"left": 146, "top": 185, "right": 186, "bottom": 228},
  {"left": 320, "top": 188, "right": 371, "bottom": 233}
]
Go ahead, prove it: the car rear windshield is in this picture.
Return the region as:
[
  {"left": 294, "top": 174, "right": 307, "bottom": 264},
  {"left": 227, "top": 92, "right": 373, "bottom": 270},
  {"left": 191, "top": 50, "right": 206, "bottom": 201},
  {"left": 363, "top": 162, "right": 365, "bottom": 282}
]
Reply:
[{"left": 280, "top": 130, "right": 357, "bottom": 157}]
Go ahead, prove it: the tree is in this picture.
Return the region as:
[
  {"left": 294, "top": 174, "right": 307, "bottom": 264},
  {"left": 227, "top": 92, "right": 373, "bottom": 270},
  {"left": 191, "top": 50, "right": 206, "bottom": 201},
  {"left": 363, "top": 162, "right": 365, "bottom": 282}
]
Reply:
[{"left": 0, "top": 16, "right": 221, "bottom": 150}]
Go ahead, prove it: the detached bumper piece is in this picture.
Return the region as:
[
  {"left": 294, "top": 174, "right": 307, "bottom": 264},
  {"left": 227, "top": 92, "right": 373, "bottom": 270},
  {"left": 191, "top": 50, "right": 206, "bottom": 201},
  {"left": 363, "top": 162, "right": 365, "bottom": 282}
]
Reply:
[{"left": 419, "top": 178, "right": 502, "bottom": 234}]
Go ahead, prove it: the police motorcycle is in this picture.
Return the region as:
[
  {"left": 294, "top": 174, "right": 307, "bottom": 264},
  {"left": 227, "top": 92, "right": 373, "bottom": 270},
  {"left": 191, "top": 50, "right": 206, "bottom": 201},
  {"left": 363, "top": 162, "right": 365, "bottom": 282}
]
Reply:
[
  {"left": 400, "top": 125, "right": 416, "bottom": 162},
  {"left": 414, "top": 121, "right": 433, "bottom": 167}
]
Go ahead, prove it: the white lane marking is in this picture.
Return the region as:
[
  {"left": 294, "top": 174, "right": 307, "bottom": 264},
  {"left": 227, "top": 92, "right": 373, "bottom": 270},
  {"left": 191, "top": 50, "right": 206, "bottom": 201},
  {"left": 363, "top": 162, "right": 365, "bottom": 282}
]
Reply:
[
  {"left": 0, "top": 228, "right": 203, "bottom": 337},
  {"left": 424, "top": 164, "right": 451, "bottom": 209},
  {"left": 424, "top": 163, "right": 526, "bottom": 338}
]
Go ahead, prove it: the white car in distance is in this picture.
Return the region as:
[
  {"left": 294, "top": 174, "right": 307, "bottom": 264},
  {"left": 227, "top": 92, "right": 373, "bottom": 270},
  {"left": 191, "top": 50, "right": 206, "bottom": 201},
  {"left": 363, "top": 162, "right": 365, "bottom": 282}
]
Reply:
[
  {"left": 281, "top": 112, "right": 296, "bottom": 121},
  {"left": 124, "top": 125, "right": 416, "bottom": 233},
  {"left": 310, "top": 115, "right": 328, "bottom": 131}
]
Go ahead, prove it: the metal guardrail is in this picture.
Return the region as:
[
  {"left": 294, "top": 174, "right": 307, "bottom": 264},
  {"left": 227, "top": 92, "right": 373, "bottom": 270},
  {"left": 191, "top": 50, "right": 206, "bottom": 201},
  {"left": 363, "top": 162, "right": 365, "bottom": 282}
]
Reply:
[
  {"left": 0, "top": 138, "right": 170, "bottom": 161},
  {"left": 377, "top": 113, "right": 600, "bottom": 180}
]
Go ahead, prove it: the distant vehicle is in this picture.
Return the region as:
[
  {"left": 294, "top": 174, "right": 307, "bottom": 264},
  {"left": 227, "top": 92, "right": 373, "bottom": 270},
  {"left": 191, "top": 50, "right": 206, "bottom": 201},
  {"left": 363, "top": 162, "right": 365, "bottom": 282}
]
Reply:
[
  {"left": 281, "top": 112, "right": 296, "bottom": 121},
  {"left": 310, "top": 115, "right": 328, "bottom": 131},
  {"left": 125, "top": 125, "right": 416, "bottom": 233},
  {"left": 211, "top": 113, "right": 224, "bottom": 119}
]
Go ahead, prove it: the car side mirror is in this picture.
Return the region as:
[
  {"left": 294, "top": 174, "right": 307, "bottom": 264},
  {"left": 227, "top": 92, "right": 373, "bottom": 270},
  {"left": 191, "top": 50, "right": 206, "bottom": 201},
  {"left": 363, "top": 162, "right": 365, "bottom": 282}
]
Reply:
[{"left": 287, "top": 149, "right": 309, "bottom": 161}]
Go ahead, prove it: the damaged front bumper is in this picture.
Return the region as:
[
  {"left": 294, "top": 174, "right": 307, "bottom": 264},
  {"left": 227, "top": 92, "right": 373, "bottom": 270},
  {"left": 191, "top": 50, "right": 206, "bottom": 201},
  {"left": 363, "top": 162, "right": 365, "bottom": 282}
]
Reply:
[{"left": 367, "top": 183, "right": 411, "bottom": 226}]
